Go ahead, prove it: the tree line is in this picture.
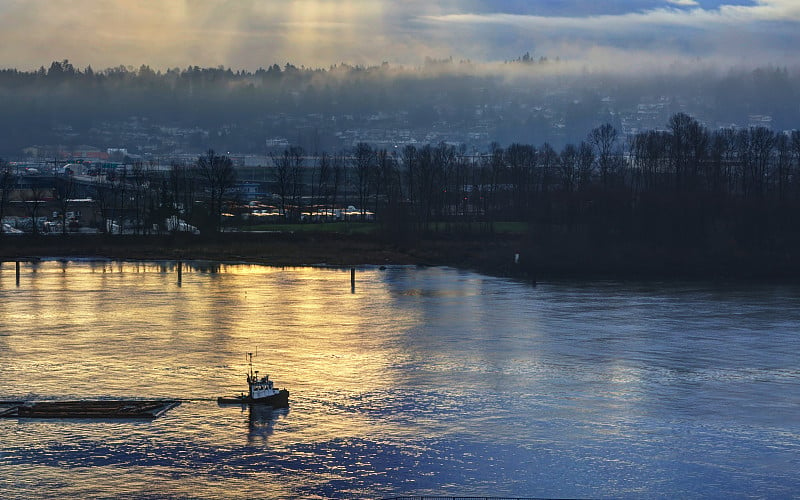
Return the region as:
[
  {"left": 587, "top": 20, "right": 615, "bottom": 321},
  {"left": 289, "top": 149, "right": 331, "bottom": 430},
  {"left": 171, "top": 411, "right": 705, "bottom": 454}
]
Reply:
[
  {"left": 267, "top": 113, "right": 800, "bottom": 254},
  {"left": 3, "top": 112, "right": 800, "bottom": 262}
]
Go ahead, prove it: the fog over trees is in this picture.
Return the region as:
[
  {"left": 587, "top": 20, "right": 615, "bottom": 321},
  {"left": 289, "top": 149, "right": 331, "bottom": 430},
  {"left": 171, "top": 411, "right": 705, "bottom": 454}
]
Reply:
[
  {"left": 2, "top": 59, "right": 800, "bottom": 275},
  {"left": 0, "top": 59, "right": 798, "bottom": 156}
]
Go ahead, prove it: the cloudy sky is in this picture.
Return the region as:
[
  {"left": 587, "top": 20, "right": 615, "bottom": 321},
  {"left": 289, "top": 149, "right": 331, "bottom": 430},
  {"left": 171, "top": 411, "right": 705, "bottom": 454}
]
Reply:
[{"left": 0, "top": 0, "right": 797, "bottom": 71}]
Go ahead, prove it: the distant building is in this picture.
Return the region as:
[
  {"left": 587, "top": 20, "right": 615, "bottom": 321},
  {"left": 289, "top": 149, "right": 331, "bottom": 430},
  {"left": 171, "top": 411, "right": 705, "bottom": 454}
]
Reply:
[
  {"left": 748, "top": 115, "right": 773, "bottom": 128},
  {"left": 61, "top": 145, "right": 110, "bottom": 161},
  {"left": 235, "top": 182, "right": 267, "bottom": 198}
]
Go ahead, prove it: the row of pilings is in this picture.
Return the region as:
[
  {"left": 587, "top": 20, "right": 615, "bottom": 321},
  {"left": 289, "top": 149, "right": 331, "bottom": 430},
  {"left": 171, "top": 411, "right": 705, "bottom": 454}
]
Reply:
[{"left": 3, "top": 260, "right": 361, "bottom": 291}]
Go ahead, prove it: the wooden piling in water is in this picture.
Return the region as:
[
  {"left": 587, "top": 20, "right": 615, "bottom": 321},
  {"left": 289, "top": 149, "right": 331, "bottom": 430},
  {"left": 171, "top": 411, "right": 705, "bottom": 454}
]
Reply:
[
  {"left": 351, "top": 267, "right": 356, "bottom": 293},
  {"left": 15, "top": 261, "right": 20, "bottom": 286},
  {"left": 177, "top": 260, "right": 183, "bottom": 285}
]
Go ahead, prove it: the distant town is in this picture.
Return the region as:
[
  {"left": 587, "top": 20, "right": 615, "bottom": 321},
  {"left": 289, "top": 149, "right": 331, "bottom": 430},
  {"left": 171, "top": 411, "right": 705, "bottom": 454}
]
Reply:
[{"left": 2, "top": 60, "right": 798, "bottom": 157}]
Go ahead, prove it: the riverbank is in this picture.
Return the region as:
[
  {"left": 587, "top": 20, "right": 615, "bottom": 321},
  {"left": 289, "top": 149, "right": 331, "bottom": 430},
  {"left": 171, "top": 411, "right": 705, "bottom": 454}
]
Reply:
[
  {"left": 0, "top": 232, "right": 797, "bottom": 282},
  {"left": 0, "top": 232, "right": 522, "bottom": 275}
]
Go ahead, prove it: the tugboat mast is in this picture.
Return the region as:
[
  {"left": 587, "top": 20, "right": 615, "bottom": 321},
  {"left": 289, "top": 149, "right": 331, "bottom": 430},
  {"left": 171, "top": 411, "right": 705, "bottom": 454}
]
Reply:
[
  {"left": 217, "top": 351, "right": 289, "bottom": 407},
  {"left": 246, "top": 349, "right": 259, "bottom": 382}
]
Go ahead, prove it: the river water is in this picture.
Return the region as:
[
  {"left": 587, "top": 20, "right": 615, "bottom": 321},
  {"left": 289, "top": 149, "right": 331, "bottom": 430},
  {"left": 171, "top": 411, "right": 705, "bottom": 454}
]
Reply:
[{"left": 0, "top": 260, "right": 798, "bottom": 499}]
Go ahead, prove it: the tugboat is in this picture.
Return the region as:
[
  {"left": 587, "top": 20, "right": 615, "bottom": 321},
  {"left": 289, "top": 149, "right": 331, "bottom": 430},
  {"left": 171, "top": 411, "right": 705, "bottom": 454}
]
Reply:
[{"left": 217, "top": 353, "right": 289, "bottom": 407}]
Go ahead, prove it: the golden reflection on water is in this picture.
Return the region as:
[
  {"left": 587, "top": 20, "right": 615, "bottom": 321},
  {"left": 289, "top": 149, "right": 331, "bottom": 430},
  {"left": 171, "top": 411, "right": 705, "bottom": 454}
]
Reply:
[
  {"left": 3, "top": 263, "right": 800, "bottom": 499},
  {"left": 0, "top": 260, "right": 644, "bottom": 445},
  {"left": 0, "top": 261, "right": 422, "bottom": 431}
]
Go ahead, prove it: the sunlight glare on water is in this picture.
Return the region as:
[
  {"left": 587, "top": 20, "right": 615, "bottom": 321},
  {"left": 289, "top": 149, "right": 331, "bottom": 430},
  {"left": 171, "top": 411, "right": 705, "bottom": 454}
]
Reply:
[{"left": 1, "top": 260, "right": 799, "bottom": 499}]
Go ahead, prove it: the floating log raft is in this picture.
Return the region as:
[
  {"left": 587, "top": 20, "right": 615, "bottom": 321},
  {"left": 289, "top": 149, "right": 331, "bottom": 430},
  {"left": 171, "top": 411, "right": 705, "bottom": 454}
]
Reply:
[{"left": 0, "top": 400, "right": 181, "bottom": 419}]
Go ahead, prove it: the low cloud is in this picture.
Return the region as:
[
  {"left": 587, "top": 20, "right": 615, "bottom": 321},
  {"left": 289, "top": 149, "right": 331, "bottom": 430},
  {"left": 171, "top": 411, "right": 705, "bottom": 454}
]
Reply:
[
  {"left": 422, "top": 0, "right": 800, "bottom": 69},
  {"left": 0, "top": 0, "right": 796, "bottom": 71}
]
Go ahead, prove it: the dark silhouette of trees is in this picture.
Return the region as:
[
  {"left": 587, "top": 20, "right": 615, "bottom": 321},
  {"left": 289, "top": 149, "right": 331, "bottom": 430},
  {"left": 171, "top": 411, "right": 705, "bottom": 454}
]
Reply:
[
  {"left": 505, "top": 143, "right": 536, "bottom": 218},
  {"left": 53, "top": 173, "right": 76, "bottom": 235},
  {"left": 374, "top": 148, "right": 400, "bottom": 218},
  {"left": 90, "top": 176, "right": 113, "bottom": 233},
  {"left": 196, "top": 149, "right": 236, "bottom": 232},
  {"left": 168, "top": 161, "right": 197, "bottom": 230},
  {"left": 402, "top": 142, "right": 458, "bottom": 232},
  {"left": 589, "top": 123, "right": 619, "bottom": 189},
  {"left": 330, "top": 153, "right": 345, "bottom": 215},
  {"left": 352, "top": 143, "right": 374, "bottom": 220},
  {"left": 749, "top": 127, "right": 776, "bottom": 200},
  {"left": 576, "top": 141, "right": 595, "bottom": 191},
  {"left": 0, "top": 159, "right": 14, "bottom": 235},
  {"left": 110, "top": 165, "right": 129, "bottom": 234},
  {"left": 271, "top": 146, "right": 304, "bottom": 221},
  {"left": 6, "top": 104, "right": 800, "bottom": 279},
  {"left": 130, "top": 162, "right": 149, "bottom": 235},
  {"left": 312, "top": 152, "right": 332, "bottom": 219},
  {"left": 272, "top": 149, "right": 291, "bottom": 217},
  {"left": 22, "top": 178, "right": 51, "bottom": 236},
  {"left": 558, "top": 144, "right": 579, "bottom": 194},
  {"left": 775, "top": 133, "right": 791, "bottom": 203},
  {"left": 667, "top": 112, "right": 708, "bottom": 194}
]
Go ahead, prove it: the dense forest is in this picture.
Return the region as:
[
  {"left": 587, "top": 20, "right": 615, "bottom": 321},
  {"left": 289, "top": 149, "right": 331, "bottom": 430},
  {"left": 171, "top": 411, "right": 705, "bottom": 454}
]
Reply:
[{"left": 0, "top": 60, "right": 799, "bottom": 156}]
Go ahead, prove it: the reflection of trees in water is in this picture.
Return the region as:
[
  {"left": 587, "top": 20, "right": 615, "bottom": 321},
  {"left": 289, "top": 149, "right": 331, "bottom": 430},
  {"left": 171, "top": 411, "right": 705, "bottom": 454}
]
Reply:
[
  {"left": 248, "top": 406, "right": 289, "bottom": 445},
  {"left": 186, "top": 262, "right": 222, "bottom": 274}
]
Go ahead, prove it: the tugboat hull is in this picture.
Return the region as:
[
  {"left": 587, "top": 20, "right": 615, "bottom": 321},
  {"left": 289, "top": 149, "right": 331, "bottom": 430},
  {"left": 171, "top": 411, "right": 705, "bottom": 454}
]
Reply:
[{"left": 217, "top": 389, "right": 289, "bottom": 408}]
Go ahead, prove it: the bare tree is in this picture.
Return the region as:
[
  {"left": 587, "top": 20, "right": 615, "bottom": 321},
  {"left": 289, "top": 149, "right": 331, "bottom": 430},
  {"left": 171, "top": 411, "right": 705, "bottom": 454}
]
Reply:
[
  {"left": 23, "top": 178, "right": 51, "bottom": 235},
  {"left": 715, "top": 128, "right": 739, "bottom": 195},
  {"left": 197, "top": 149, "right": 237, "bottom": 232},
  {"left": 0, "top": 159, "right": 15, "bottom": 235},
  {"left": 482, "top": 143, "right": 505, "bottom": 230},
  {"left": 374, "top": 148, "right": 399, "bottom": 219},
  {"left": 588, "top": 123, "right": 619, "bottom": 189},
  {"left": 270, "top": 146, "right": 304, "bottom": 221},
  {"left": 559, "top": 144, "right": 579, "bottom": 193},
  {"left": 111, "top": 165, "right": 129, "bottom": 234},
  {"left": 130, "top": 161, "right": 148, "bottom": 234},
  {"left": 91, "top": 176, "right": 114, "bottom": 233},
  {"left": 734, "top": 129, "right": 753, "bottom": 198},
  {"left": 168, "top": 161, "right": 195, "bottom": 228},
  {"left": 708, "top": 129, "right": 730, "bottom": 196},
  {"left": 331, "top": 153, "right": 345, "bottom": 215},
  {"left": 505, "top": 143, "right": 536, "bottom": 216},
  {"left": 791, "top": 130, "right": 800, "bottom": 202},
  {"left": 313, "top": 152, "right": 331, "bottom": 219},
  {"left": 401, "top": 145, "right": 419, "bottom": 209},
  {"left": 352, "top": 143, "right": 374, "bottom": 220},
  {"left": 792, "top": 131, "right": 800, "bottom": 167},
  {"left": 775, "top": 133, "right": 791, "bottom": 203},
  {"left": 288, "top": 147, "right": 305, "bottom": 220},
  {"left": 749, "top": 127, "right": 775, "bottom": 199},
  {"left": 538, "top": 142, "right": 558, "bottom": 196},
  {"left": 411, "top": 144, "right": 436, "bottom": 230},
  {"left": 53, "top": 172, "right": 76, "bottom": 235},
  {"left": 577, "top": 141, "right": 595, "bottom": 191},
  {"left": 668, "top": 112, "right": 708, "bottom": 193},
  {"left": 432, "top": 143, "right": 456, "bottom": 221}
]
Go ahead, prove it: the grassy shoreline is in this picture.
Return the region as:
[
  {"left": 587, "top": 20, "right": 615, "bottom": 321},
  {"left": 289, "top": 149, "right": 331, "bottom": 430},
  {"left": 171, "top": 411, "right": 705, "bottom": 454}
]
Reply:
[
  {"left": 1, "top": 232, "right": 797, "bottom": 282},
  {"left": 0, "top": 232, "right": 530, "bottom": 280}
]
